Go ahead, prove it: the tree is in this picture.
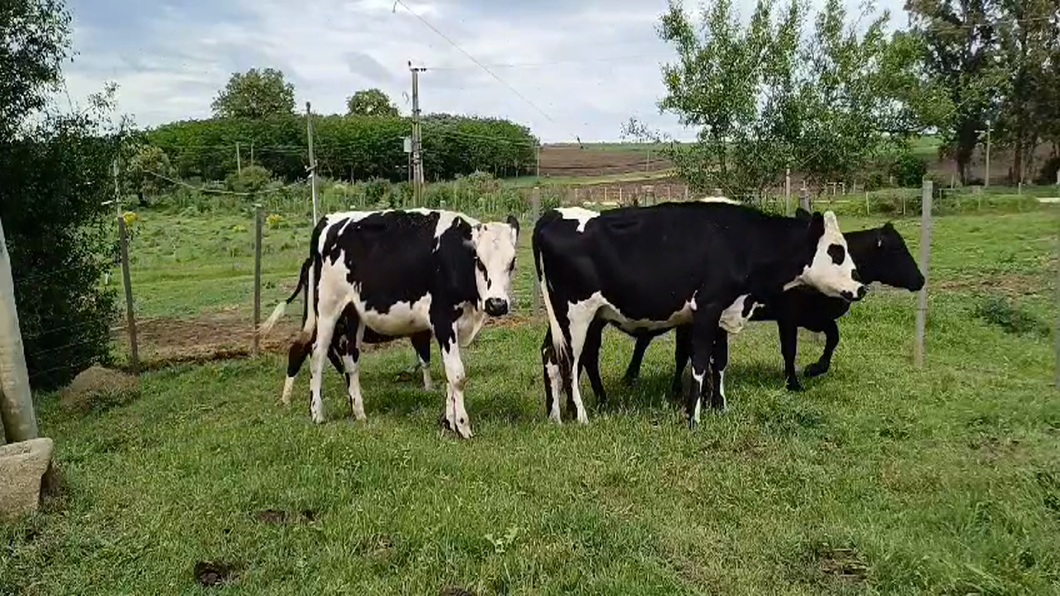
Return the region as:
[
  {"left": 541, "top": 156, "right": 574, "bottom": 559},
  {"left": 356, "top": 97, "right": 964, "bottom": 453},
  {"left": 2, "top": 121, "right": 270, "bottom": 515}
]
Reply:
[
  {"left": 346, "top": 88, "right": 400, "bottom": 117},
  {"left": 906, "top": 0, "right": 1003, "bottom": 183},
  {"left": 1, "top": 0, "right": 121, "bottom": 390},
  {"left": 123, "top": 143, "right": 174, "bottom": 202},
  {"left": 211, "top": 68, "right": 295, "bottom": 119}
]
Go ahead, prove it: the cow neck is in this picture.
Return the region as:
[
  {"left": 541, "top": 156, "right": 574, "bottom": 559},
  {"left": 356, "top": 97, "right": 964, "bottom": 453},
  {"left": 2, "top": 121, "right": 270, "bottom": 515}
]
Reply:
[{"left": 744, "top": 215, "right": 818, "bottom": 296}]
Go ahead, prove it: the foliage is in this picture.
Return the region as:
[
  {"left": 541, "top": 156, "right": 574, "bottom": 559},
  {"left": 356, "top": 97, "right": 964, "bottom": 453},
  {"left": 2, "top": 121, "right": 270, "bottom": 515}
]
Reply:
[
  {"left": 888, "top": 147, "right": 929, "bottom": 187},
  {"left": 123, "top": 144, "right": 174, "bottom": 198},
  {"left": 363, "top": 177, "right": 391, "bottom": 206},
  {"left": 647, "top": 0, "right": 921, "bottom": 197},
  {"left": 346, "top": 88, "right": 400, "bottom": 117},
  {"left": 210, "top": 68, "right": 295, "bottom": 119},
  {"left": 144, "top": 114, "right": 537, "bottom": 182},
  {"left": 224, "top": 164, "right": 273, "bottom": 194},
  {"left": 973, "top": 295, "right": 1050, "bottom": 337},
  {"left": 1036, "top": 156, "right": 1060, "bottom": 185},
  {"left": 0, "top": 0, "right": 71, "bottom": 139}
]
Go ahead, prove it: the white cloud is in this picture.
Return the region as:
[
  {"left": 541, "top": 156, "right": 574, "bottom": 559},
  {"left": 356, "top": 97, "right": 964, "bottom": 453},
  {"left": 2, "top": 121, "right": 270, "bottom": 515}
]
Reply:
[{"left": 61, "top": 0, "right": 907, "bottom": 141}]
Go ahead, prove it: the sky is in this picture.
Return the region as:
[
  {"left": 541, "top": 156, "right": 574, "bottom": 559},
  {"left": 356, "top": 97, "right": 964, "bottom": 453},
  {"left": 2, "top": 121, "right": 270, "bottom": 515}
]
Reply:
[{"left": 61, "top": 0, "right": 907, "bottom": 143}]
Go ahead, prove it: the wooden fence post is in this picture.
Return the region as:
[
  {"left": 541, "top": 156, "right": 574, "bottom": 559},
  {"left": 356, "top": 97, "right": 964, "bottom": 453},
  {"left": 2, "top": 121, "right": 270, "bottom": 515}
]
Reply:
[
  {"left": 253, "top": 204, "right": 264, "bottom": 357},
  {"left": 531, "top": 186, "right": 541, "bottom": 314},
  {"left": 913, "top": 178, "right": 933, "bottom": 368},
  {"left": 0, "top": 215, "right": 38, "bottom": 443},
  {"left": 785, "top": 168, "right": 791, "bottom": 215},
  {"left": 799, "top": 182, "right": 810, "bottom": 212},
  {"left": 865, "top": 191, "right": 870, "bottom": 216},
  {"left": 117, "top": 215, "right": 139, "bottom": 373}
]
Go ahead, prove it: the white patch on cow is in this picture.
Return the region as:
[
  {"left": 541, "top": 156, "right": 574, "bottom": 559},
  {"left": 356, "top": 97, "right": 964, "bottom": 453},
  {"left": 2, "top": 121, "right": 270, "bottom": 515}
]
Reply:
[
  {"left": 471, "top": 221, "right": 519, "bottom": 312},
  {"left": 788, "top": 211, "right": 864, "bottom": 299},
  {"left": 587, "top": 292, "right": 695, "bottom": 334},
  {"left": 281, "top": 376, "right": 295, "bottom": 405},
  {"left": 356, "top": 294, "right": 432, "bottom": 337},
  {"left": 419, "top": 355, "right": 433, "bottom": 392},
  {"left": 691, "top": 369, "right": 704, "bottom": 424},
  {"left": 717, "top": 369, "right": 727, "bottom": 411},
  {"left": 557, "top": 207, "right": 599, "bottom": 233},
  {"left": 718, "top": 294, "right": 760, "bottom": 334},
  {"left": 455, "top": 302, "right": 486, "bottom": 347},
  {"left": 543, "top": 350, "right": 564, "bottom": 424},
  {"left": 697, "top": 196, "right": 738, "bottom": 204},
  {"left": 440, "top": 333, "right": 472, "bottom": 439}
]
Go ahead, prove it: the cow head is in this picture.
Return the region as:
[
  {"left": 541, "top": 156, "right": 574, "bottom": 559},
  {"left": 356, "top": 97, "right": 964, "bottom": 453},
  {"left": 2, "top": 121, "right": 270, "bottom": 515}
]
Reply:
[
  {"left": 793, "top": 210, "right": 866, "bottom": 302},
  {"left": 471, "top": 215, "right": 520, "bottom": 316},
  {"left": 864, "top": 223, "right": 925, "bottom": 291}
]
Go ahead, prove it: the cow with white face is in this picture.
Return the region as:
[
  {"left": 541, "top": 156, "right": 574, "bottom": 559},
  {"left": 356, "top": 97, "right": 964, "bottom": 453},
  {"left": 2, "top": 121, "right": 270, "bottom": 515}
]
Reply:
[
  {"left": 534, "top": 201, "right": 865, "bottom": 427},
  {"left": 263, "top": 208, "right": 519, "bottom": 438}
]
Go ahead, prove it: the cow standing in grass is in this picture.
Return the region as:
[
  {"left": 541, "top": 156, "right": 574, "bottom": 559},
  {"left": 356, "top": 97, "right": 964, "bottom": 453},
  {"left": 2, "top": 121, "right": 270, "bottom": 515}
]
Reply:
[
  {"left": 617, "top": 216, "right": 925, "bottom": 395},
  {"left": 533, "top": 202, "right": 866, "bottom": 427},
  {"left": 264, "top": 258, "right": 434, "bottom": 406},
  {"left": 262, "top": 208, "right": 520, "bottom": 438}
]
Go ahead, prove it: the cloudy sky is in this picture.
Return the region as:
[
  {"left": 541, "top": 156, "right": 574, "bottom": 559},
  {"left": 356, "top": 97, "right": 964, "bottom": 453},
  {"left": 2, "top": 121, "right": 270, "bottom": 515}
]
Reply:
[{"left": 62, "top": 0, "right": 907, "bottom": 143}]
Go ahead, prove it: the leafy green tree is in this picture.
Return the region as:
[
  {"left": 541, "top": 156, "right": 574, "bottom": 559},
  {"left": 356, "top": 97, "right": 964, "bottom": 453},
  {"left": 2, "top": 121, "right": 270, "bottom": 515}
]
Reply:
[
  {"left": 905, "top": 0, "right": 1003, "bottom": 183},
  {"left": 346, "top": 88, "right": 400, "bottom": 117},
  {"left": 1, "top": 0, "right": 121, "bottom": 389},
  {"left": 123, "top": 143, "right": 174, "bottom": 201},
  {"left": 211, "top": 68, "right": 296, "bottom": 119}
]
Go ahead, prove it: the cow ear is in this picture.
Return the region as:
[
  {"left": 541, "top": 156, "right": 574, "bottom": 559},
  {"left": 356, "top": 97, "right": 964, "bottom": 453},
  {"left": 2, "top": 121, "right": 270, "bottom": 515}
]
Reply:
[
  {"left": 883, "top": 221, "right": 895, "bottom": 231},
  {"left": 806, "top": 211, "right": 825, "bottom": 243},
  {"left": 506, "top": 214, "right": 520, "bottom": 239},
  {"left": 794, "top": 207, "right": 811, "bottom": 220}
]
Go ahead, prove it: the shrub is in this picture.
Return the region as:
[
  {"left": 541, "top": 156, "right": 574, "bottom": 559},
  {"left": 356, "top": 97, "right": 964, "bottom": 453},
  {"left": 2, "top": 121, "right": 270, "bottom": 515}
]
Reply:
[
  {"left": 364, "top": 177, "right": 391, "bottom": 206},
  {"left": 972, "top": 295, "right": 1050, "bottom": 338},
  {"left": 888, "top": 149, "right": 928, "bottom": 188},
  {"left": 423, "top": 184, "right": 454, "bottom": 209},
  {"left": 225, "top": 165, "right": 273, "bottom": 194},
  {"left": 1036, "top": 156, "right": 1060, "bottom": 186}
]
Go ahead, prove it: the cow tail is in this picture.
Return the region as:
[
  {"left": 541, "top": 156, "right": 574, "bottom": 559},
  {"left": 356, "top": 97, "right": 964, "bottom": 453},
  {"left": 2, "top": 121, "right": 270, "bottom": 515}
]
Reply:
[
  {"left": 260, "top": 258, "right": 311, "bottom": 336},
  {"left": 533, "top": 229, "right": 568, "bottom": 367}
]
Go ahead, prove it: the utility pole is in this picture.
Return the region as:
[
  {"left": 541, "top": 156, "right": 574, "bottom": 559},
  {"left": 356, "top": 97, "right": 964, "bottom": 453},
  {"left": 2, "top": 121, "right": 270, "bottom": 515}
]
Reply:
[
  {"left": 236, "top": 142, "right": 242, "bottom": 176},
  {"left": 536, "top": 143, "right": 541, "bottom": 178},
  {"left": 306, "top": 101, "right": 319, "bottom": 223},
  {"left": 984, "top": 123, "right": 992, "bottom": 188},
  {"left": 410, "top": 62, "right": 427, "bottom": 204},
  {"left": 0, "top": 215, "right": 38, "bottom": 443}
]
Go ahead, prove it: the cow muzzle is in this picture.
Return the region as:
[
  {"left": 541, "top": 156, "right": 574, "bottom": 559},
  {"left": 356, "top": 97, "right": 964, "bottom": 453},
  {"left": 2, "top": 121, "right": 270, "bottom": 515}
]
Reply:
[
  {"left": 484, "top": 298, "right": 509, "bottom": 317},
  {"left": 841, "top": 285, "right": 868, "bottom": 302}
]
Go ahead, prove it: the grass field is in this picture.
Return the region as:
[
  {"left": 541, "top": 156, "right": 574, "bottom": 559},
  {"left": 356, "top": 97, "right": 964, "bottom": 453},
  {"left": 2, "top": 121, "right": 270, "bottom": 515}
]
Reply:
[{"left": 3, "top": 207, "right": 1059, "bottom": 594}]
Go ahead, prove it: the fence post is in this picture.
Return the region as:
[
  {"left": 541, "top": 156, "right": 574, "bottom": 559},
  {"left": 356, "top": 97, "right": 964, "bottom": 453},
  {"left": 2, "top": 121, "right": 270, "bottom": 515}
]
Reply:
[
  {"left": 619, "top": 187, "right": 623, "bottom": 205},
  {"left": 117, "top": 215, "right": 140, "bottom": 373},
  {"left": 0, "top": 216, "right": 38, "bottom": 443},
  {"left": 799, "top": 181, "right": 810, "bottom": 212},
  {"left": 531, "top": 186, "right": 541, "bottom": 314},
  {"left": 253, "top": 204, "right": 264, "bottom": 357},
  {"left": 913, "top": 178, "right": 933, "bottom": 368},
  {"left": 785, "top": 168, "right": 791, "bottom": 215},
  {"left": 865, "top": 190, "right": 870, "bottom": 216}
]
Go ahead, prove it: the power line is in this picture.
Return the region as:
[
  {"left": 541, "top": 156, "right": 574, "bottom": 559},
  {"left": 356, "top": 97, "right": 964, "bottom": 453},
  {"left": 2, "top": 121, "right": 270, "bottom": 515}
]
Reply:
[
  {"left": 392, "top": 0, "right": 570, "bottom": 133},
  {"left": 428, "top": 54, "right": 651, "bottom": 71}
]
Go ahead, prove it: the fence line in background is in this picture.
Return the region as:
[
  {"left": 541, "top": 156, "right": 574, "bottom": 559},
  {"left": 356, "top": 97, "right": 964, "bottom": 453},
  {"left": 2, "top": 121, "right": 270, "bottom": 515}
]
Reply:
[{"left": 914, "top": 178, "right": 933, "bottom": 368}]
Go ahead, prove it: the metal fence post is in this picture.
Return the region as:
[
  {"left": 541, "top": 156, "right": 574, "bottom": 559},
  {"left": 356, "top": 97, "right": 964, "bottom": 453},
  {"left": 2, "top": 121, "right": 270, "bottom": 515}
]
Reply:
[
  {"left": 799, "top": 181, "right": 810, "bottom": 212},
  {"left": 531, "top": 186, "right": 541, "bottom": 314},
  {"left": 914, "top": 178, "right": 933, "bottom": 368},
  {"left": 0, "top": 216, "right": 38, "bottom": 443},
  {"left": 253, "top": 205, "right": 264, "bottom": 357}
]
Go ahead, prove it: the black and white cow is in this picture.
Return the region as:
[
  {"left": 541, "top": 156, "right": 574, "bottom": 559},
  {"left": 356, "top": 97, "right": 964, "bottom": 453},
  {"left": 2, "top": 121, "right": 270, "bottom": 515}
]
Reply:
[
  {"left": 533, "top": 202, "right": 866, "bottom": 427},
  {"left": 263, "top": 258, "right": 434, "bottom": 406},
  {"left": 262, "top": 208, "right": 519, "bottom": 438},
  {"left": 619, "top": 215, "right": 925, "bottom": 394}
]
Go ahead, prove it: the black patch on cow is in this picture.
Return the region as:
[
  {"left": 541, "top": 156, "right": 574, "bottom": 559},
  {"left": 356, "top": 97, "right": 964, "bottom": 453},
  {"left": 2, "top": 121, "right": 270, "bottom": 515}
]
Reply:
[{"left": 827, "top": 243, "right": 846, "bottom": 266}]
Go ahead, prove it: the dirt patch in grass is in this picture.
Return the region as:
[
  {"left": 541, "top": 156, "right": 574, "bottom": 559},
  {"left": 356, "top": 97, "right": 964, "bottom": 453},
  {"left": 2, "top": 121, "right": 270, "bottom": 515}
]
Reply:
[
  {"left": 439, "top": 586, "right": 476, "bottom": 596},
  {"left": 194, "top": 560, "right": 242, "bottom": 587},
  {"left": 60, "top": 366, "right": 141, "bottom": 414},
  {"left": 128, "top": 312, "right": 538, "bottom": 369},
  {"left": 937, "top": 272, "right": 1049, "bottom": 297},
  {"left": 253, "top": 508, "right": 316, "bottom": 525},
  {"left": 817, "top": 545, "right": 870, "bottom": 582}
]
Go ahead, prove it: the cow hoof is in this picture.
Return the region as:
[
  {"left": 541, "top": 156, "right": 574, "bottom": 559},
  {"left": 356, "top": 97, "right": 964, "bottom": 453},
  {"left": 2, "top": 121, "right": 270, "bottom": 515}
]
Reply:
[
  {"left": 804, "top": 362, "right": 829, "bottom": 378},
  {"left": 548, "top": 411, "right": 563, "bottom": 425},
  {"left": 687, "top": 418, "right": 698, "bottom": 430},
  {"left": 311, "top": 414, "right": 325, "bottom": 424},
  {"left": 455, "top": 420, "right": 474, "bottom": 439},
  {"left": 786, "top": 380, "right": 804, "bottom": 392}
]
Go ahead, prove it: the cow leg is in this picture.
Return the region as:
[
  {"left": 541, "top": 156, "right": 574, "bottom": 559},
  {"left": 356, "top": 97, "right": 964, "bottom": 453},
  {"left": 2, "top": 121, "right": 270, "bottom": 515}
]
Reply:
[
  {"left": 341, "top": 320, "right": 366, "bottom": 421},
  {"left": 282, "top": 334, "right": 313, "bottom": 405},
  {"left": 804, "top": 320, "right": 839, "bottom": 378},
  {"left": 710, "top": 330, "right": 729, "bottom": 410},
  {"left": 580, "top": 320, "right": 607, "bottom": 405},
  {"left": 777, "top": 319, "right": 802, "bottom": 391},
  {"left": 411, "top": 332, "right": 433, "bottom": 391},
  {"left": 687, "top": 306, "right": 722, "bottom": 427},
  {"left": 623, "top": 335, "right": 652, "bottom": 386},
  {"left": 541, "top": 330, "right": 565, "bottom": 422},
  {"left": 670, "top": 324, "right": 692, "bottom": 400},
  {"left": 309, "top": 303, "right": 343, "bottom": 424},
  {"left": 436, "top": 323, "right": 472, "bottom": 439},
  {"left": 565, "top": 314, "right": 595, "bottom": 425}
]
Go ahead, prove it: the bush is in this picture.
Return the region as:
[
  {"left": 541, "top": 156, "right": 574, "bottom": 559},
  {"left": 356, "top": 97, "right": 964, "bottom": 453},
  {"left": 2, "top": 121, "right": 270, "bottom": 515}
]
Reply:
[
  {"left": 1036, "top": 156, "right": 1060, "bottom": 186},
  {"left": 0, "top": 116, "right": 121, "bottom": 390},
  {"left": 364, "top": 177, "right": 391, "bottom": 207},
  {"left": 423, "top": 184, "right": 454, "bottom": 209},
  {"left": 888, "top": 150, "right": 928, "bottom": 188},
  {"left": 972, "top": 295, "right": 1050, "bottom": 338},
  {"left": 145, "top": 114, "right": 537, "bottom": 182},
  {"left": 225, "top": 165, "right": 273, "bottom": 194}
]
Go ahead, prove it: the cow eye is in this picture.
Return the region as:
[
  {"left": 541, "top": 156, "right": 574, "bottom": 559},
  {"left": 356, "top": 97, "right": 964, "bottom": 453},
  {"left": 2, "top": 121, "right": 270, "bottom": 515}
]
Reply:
[{"left": 507, "top": 259, "right": 516, "bottom": 272}]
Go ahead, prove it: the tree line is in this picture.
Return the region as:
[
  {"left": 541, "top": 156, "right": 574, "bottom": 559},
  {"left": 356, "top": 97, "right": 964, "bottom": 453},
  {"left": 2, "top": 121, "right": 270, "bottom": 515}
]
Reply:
[{"left": 637, "top": 0, "right": 1060, "bottom": 196}]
